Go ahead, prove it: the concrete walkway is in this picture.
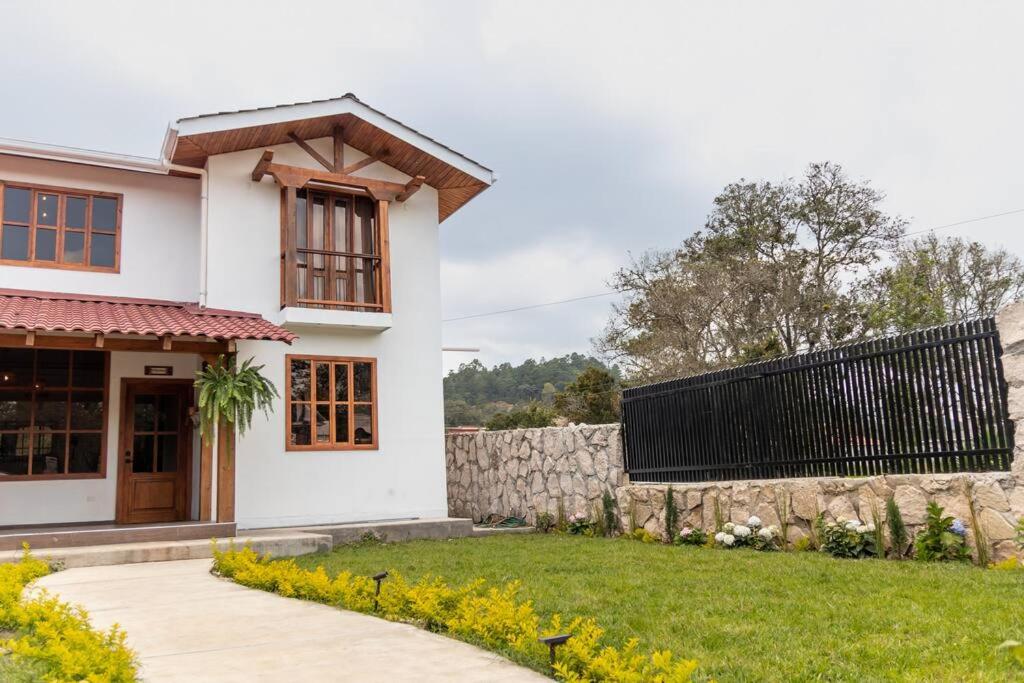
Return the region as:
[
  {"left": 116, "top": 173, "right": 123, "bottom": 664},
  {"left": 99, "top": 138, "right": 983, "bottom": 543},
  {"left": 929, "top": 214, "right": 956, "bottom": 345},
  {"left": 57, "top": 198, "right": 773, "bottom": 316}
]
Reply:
[{"left": 36, "top": 559, "right": 548, "bottom": 682}]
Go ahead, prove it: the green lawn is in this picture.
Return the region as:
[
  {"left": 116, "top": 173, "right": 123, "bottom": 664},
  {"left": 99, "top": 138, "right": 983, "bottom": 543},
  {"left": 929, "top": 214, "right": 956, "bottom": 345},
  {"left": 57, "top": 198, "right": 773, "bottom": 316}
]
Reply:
[{"left": 292, "top": 534, "right": 1024, "bottom": 682}]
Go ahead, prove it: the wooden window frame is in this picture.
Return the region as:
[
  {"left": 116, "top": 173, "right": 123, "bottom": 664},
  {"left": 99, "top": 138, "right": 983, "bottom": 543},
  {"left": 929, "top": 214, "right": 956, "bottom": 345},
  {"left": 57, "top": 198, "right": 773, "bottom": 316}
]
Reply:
[
  {"left": 0, "top": 349, "right": 110, "bottom": 481},
  {"left": 281, "top": 188, "right": 390, "bottom": 313},
  {"left": 285, "top": 355, "right": 378, "bottom": 452},
  {"left": 0, "top": 180, "right": 122, "bottom": 273}
]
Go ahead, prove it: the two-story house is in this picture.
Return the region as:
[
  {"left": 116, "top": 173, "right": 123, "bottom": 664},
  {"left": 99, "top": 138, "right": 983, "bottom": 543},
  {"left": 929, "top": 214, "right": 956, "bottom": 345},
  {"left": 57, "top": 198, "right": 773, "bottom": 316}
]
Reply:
[{"left": 0, "top": 94, "right": 495, "bottom": 545}]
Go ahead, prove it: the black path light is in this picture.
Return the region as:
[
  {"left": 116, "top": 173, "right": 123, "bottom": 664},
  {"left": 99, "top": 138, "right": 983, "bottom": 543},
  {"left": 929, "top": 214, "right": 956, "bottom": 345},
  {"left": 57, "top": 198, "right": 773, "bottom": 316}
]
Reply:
[
  {"left": 538, "top": 634, "right": 572, "bottom": 671},
  {"left": 372, "top": 571, "right": 388, "bottom": 611}
]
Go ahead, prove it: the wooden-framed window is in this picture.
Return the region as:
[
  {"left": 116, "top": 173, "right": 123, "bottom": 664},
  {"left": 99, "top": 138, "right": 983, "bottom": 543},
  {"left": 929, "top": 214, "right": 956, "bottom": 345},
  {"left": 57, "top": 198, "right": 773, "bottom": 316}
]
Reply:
[
  {"left": 285, "top": 355, "right": 377, "bottom": 451},
  {"left": 0, "top": 181, "right": 122, "bottom": 272},
  {"left": 283, "top": 189, "right": 387, "bottom": 311},
  {"left": 0, "top": 349, "right": 108, "bottom": 480}
]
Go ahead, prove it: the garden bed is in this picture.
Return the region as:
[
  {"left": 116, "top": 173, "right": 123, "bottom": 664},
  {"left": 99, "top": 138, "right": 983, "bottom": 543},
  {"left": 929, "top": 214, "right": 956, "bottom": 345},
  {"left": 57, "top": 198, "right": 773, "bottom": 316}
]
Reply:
[{"left": 293, "top": 534, "right": 1024, "bottom": 681}]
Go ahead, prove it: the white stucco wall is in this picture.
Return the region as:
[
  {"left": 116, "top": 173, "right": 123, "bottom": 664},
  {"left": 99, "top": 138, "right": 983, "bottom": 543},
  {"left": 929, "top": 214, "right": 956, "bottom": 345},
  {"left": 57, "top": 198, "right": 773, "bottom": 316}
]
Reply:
[
  {"left": 0, "top": 351, "right": 201, "bottom": 526},
  {"left": 0, "top": 155, "right": 201, "bottom": 301},
  {"left": 207, "top": 138, "right": 448, "bottom": 528}
]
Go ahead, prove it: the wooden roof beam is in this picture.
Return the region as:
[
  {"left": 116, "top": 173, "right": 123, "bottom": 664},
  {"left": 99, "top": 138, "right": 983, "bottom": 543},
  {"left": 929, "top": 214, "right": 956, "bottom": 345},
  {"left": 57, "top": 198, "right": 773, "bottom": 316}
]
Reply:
[
  {"left": 262, "top": 162, "right": 408, "bottom": 200},
  {"left": 396, "top": 175, "right": 426, "bottom": 202},
  {"left": 287, "top": 132, "right": 334, "bottom": 172},
  {"left": 251, "top": 150, "right": 274, "bottom": 182},
  {"left": 333, "top": 125, "right": 345, "bottom": 172},
  {"left": 338, "top": 154, "right": 384, "bottom": 176}
]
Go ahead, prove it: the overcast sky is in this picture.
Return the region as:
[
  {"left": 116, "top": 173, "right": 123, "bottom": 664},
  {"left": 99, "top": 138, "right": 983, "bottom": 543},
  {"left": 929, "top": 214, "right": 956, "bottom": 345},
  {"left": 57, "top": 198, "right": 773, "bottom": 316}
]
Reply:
[{"left": 3, "top": 1, "right": 1024, "bottom": 374}]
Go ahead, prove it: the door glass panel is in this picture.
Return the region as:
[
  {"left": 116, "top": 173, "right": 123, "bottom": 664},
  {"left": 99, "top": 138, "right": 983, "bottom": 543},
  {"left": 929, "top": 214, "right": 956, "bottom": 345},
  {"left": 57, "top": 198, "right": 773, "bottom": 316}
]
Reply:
[
  {"left": 290, "top": 359, "right": 310, "bottom": 400},
  {"left": 36, "top": 228, "right": 56, "bottom": 261},
  {"left": 354, "top": 405, "right": 373, "bottom": 445},
  {"left": 71, "top": 392, "right": 103, "bottom": 429},
  {"left": 157, "top": 435, "right": 178, "bottom": 472},
  {"left": 36, "top": 194, "right": 58, "bottom": 226},
  {"left": 68, "top": 433, "right": 101, "bottom": 473},
  {"left": 315, "top": 363, "right": 330, "bottom": 402},
  {"left": 134, "top": 395, "right": 156, "bottom": 431},
  {"left": 0, "top": 434, "right": 29, "bottom": 475},
  {"left": 32, "top": 433, "right": 65, "bottom": 475},
  {"left": 333, "top": 199, "right": 349, "bottom": 251},
  {"left": 354, "top": 197, "right": 374, "bottom": 254},
  {"left": 35, "top": 392, "right": 67, "bottom": 429},
  {"left": 334, "top": 363, "right": 348, "bottom": 402},
  {"left": 90, "top": 233, "right": 115, "bottom": 267},
  {"left": 295, "top": 194, "right": 307, "bottom": 265},
  {"left": 133, "top": 434, "right": 154, "bottom": 472},
  {"left": 334, "top": 404, "right": 349, "bottom": 444},
  {"left": 2, "top": 225, "right": 28, "bottom": 260},
  {"left": 353, "top": 362, "right": 372, "bottom": 402},
  {"left": 2, "top": 187, "right": 30, "bottom": 222},
  {"left": 315, "top": 404, "right": 330, "bottom": 443},
  {"left": 157, "top": 394, "right": 179, "bottom": 431},
  {"left": 0, "top": 391, "right": 31, "bottom": 429},
  {"left": 37, "top": 350, "right": 70, "bottom": 387},
  {"left": 290, "top": 404, "right": 311, "bottom": 445},
  {"left": 66, "top": 197, "right": 87, "bottom": 228},
  {"left": 92, "top": 197, "right": 118, "bottom": 231},
  {"left": 312, "top": 196, "right": 326, "bottom": 269},
  {"left": 64, "top": 231, "right": 85, "bottom": 263}
]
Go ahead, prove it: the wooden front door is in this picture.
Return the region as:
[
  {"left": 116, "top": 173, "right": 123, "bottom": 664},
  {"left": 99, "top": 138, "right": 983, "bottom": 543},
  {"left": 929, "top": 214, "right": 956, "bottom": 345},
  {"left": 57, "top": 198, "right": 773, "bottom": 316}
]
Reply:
[{"left": 117, "top": 380, "right": 192, "bottom": 524}]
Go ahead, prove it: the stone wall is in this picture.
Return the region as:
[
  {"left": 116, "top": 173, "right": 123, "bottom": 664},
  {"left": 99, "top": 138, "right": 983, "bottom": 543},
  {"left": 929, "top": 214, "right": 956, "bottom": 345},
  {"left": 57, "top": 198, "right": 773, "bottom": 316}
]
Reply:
[{"left": 446, "top": 425, "right": 624, "bottom": 523}]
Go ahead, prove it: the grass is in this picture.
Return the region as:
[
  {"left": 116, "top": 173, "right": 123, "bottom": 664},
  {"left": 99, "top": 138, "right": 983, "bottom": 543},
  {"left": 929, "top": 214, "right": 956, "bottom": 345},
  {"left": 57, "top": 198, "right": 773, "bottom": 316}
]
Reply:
[{"left": 292, "top": 534, "right": 1024, "bottom": 682}]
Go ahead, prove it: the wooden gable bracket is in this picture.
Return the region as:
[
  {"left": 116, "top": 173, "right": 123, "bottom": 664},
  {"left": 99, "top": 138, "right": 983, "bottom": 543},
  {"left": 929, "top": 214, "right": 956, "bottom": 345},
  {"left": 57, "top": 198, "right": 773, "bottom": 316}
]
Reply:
[
  {"left": 24, "top": 330, "right": 35, "bottom": 347},
  {"left": 396, "top": 175, "right": 426, "bottom": 202},
  {"left": 287, "top": 132, "right": 334, "bottom": 172},
  {"left": 251, "top": 150, "right": 274, "bottom": 182}
]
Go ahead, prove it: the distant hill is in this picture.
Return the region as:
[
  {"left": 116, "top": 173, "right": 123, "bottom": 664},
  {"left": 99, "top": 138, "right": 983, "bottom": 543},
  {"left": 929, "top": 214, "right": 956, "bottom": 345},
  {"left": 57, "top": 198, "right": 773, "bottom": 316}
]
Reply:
[{"left": 443, "top": 353, "right": 618, "bottom": 427}]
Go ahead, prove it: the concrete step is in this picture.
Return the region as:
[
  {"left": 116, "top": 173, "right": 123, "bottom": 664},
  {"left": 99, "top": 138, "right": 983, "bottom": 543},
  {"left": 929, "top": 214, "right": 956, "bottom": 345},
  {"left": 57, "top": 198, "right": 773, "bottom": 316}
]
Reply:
[
  {"left": 282, "top": 517, "right": 474, "bottom": 545},
  {"left": 472, "top": 525, "right": 536, "bottom": 536},
  {"left": 0, "top": 530, "right": 332, "bottom": 569}
]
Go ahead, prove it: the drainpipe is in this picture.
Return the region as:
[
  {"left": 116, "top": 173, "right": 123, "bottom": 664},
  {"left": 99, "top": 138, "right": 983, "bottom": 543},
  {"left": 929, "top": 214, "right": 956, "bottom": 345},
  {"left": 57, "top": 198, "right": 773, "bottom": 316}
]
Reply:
[{"left": 166, "top": 163, "right": 209, "bottom": 308}]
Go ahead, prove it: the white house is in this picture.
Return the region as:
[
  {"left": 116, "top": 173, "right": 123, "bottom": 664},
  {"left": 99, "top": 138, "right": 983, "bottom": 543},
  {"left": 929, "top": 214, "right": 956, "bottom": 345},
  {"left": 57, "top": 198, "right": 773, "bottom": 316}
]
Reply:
[{"left": 0, "top": 94, "right": 495, "bottom": 544}]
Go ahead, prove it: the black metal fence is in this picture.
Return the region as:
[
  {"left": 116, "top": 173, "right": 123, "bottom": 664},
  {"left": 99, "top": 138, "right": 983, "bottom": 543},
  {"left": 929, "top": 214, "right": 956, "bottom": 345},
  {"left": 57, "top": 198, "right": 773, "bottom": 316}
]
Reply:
[{"left": 621, "top": 318, "right": 1014, "bottom": 483}]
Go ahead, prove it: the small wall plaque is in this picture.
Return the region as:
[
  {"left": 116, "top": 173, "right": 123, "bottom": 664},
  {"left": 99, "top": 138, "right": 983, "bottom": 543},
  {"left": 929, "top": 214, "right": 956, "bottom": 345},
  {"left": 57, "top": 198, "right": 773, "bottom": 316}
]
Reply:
[{"left": 144, "top": 365, "right": 174, "bottom": 376}]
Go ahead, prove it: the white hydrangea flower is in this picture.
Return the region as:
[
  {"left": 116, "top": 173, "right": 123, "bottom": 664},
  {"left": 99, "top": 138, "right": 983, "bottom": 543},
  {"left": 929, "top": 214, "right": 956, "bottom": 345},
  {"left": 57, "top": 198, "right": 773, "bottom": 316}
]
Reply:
[
  {"left": 845, "top": 520, "right": 861, "bottom": 530},
  {"left": 714, "top": 531, "right": 726, "bottom": 544},
  {"left": 747, "top": 516, "right": 762, "bottom": 527},
  {"left": 723, "top": 534, "right": 736, "bottom": 546},
  {"left": 768, "top": 525, "right": 780, "bottom": 534},
  {"left": 734, "top": 525, "right": 751, "bottom": 538},
  {"left": 758, "top": 527, "right": 774, "bottom": 540},
  {"left": 723, "top": 522, "right": 735, "bottom": 533}
]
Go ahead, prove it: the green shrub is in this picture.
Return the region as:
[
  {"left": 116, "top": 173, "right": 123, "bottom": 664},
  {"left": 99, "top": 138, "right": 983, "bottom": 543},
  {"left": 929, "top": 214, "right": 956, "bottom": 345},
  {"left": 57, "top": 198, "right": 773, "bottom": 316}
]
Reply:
[
  {"left": 675, "top": 527, "right": 707, "bottom": 546},
  {"left": 792, "top": 537, "right": 812, "bottom": 552},
  {"left": 0, "top": 545, "right": 138, "bottom": 682},
  {"left": 535, "top": 512, "right": 556, "bottom": 533},
  {"left": 1015, "top": 518, "right": 1024, "bottom": 550},
  {"left": 213, "top": 545, "right": 697, "bottom": 682},
  {"left": 885, "top": 496, "right": 909, "bottom": 558},
  {"left": 712, "top": 518, "right": 782, "bottom": 551},
  {"left": 484, "top": 402, "right": 556, "bottom": 430},
  {"left": 773, "top": 489, "right": 792, "bottom": 549},
  {"left": 664, "top": 487, "right": 678, "bottom": 543},
  {"left": 630, "top": 528, "right": 658, "bottom": 543},
  {"left": 601, "top": 490, "right": 618, "bottom": 537},
  {"left": 818, "top": 518, "right": 878, "bottom": 559},
  {"left": 915, "top": 501, "right": 970, "bottom": 562},
  {"left": 567, "top": 516, "right": 597, "bottom": 537}
]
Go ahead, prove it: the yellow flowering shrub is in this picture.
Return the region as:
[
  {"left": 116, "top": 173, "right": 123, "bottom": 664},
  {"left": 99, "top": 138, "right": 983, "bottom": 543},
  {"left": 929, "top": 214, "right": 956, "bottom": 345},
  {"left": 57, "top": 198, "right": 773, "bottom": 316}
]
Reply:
[
  {"left": 212, "top": 544, "right": 698, "bottom": 681},
  {"left": 0, "top": 545, "right": 138, "bottom": 682}
]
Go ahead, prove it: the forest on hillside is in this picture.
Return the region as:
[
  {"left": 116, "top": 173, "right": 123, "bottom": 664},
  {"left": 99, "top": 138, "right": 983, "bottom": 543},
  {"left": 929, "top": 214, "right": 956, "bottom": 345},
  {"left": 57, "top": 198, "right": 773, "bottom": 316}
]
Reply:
[{"left": 443, "top": 353, "right": 619, "bottom": 427}]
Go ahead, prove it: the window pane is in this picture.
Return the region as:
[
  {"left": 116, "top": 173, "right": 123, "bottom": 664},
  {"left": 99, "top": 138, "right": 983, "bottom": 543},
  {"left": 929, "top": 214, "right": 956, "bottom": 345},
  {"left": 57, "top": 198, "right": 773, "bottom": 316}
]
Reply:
[
  {"left": 35, "top": 228, "right": 56, "bottom": 261},
  {"left": 290, "top": 360, "right": 310, "bottom": 400},
  {"left": 32, "top": 433, "right": 65, "bottom": 475},
  {"left": 157, "top": 394, "right": 178, "bottom": 431},
  {"left": 133, "top": 434, "right": 154, "bottom": 473},
  {"left": 354, "top": 362, "right": 372, "bottom": 402},
  {"left": 2, "top": 225, "right": 28, "bottom": 260},
  {"left": 90, "top": 233, "right": 115, "bottom": 267},
  {"left": 134, "top": 395, "right": 156, "bottom": 431},
  {"left": 0, "top": 434, "right": 29, "bottom": 475},
  {"left": 70, "top": 392, "right": 103, "bottom": 430},
  {"left": 0, "top": 391, "right": 31, "bottom": 429},
  {"left": 354, "top": 405, "right": 373, "bottom": 445},
  {"left": 0, "top": 350, "right": 34, "bottom": 387},
  {"left": 315, "top": 363, "right": 330, "bottom": 402},
  {"left": 66, "top": 197, "right": 87, "bottom": 229},
  {"left": 3, "top": 187, "right": 30, "bottom": 222},
  {"left": 334, "top": 363, "right": 348, "bottom": 402},
  {"left": 334, "top": 404, "right": 349, "bottom": 443},
  {"left": 64, "top": 231, "right": 85, "bottom": 263},
  {"left": 157, "top": 435, "right": 177, "bottom": 472},
  {"left": 36, "top": 193, "right": 58, "bottom": 226},
  {"left": 35, "top": 392, "right": 67, "bottom": 429},
  {"left": 37, "top": 350, "right": 70, "bottom": 388},
  {"left": 68, "top": 433, "right": 101, "bottom": 473},
  {"left": 290, "top": 404, "right": 311, "bottom": 445},
  {"left": 72, "top": 351, "right": 104, "bottom": 388},
  {"left": 315, "top": 404, "right": 330, "bottom": 443},
  {"left": 92, "top": 197, "right": 118, "bottom": 231}
]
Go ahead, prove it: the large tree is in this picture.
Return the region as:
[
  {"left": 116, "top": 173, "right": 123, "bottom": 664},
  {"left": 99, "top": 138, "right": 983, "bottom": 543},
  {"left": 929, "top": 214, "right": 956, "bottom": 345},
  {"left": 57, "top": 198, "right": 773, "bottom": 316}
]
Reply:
[{"left": 598, "top": 162, "right": 906, "bottom": 380}]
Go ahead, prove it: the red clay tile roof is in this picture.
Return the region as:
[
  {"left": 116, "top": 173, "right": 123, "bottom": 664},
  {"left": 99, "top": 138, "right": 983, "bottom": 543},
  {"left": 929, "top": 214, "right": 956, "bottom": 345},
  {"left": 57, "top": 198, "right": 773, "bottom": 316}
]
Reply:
[{"left": 0, "top": 289, "right": 296, "bottom": 343}]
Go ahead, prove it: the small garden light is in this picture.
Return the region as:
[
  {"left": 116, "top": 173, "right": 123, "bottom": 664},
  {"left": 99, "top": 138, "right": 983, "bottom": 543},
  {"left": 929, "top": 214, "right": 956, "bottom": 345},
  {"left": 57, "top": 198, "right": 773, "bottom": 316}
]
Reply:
[
  {"left": 538, "top": 633, "right": 572, "bottom": 670},
  {"left": 372, "top": 571, "right": 388, "bottom": 611}
]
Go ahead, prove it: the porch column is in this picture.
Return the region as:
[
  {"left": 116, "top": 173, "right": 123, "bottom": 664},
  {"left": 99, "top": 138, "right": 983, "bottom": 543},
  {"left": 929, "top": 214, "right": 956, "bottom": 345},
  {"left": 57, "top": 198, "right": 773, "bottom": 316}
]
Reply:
[{"left": 200, "top": 353, "right": 237, "bottom": 524}]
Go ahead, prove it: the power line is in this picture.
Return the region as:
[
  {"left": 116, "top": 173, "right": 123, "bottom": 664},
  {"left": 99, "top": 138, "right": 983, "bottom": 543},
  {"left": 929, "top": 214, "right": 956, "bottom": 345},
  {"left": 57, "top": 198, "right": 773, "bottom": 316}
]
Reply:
[{"left": 443, "top": 206, "right": 1024, "bottom": 323}]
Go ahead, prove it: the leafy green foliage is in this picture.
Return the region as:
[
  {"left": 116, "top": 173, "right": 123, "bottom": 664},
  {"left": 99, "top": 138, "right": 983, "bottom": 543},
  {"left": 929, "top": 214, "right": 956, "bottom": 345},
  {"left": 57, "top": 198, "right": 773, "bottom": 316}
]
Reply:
[
  {"left": 818, "top": 518, "right": 878, "bottom": 559},
  {"left": 601, "top": 489, "right": 618, "bottom": 537},
  {"left": 483, "top": 402, "right": 556, "bottom": 430},
  {"left": 567, "top": 516, "right": 597, "bottom": 536},
  {"left": 885, "top": 496, "right": 909, "bottom": 559},
  {"left": 675, "top": 527, "right": 708, "bottom": 546},
  {"left": 664, "top": 486, "right": 678, "bottom": 542},
  {"left": 915, "top": 502, "right": 970, "bottom": 562},
  {"left": 194, "top": 355, "right": 279, "bottom": 443},
  {"left": 1016, "top": 518, "right": 1024, "bottom": 550},
  {"left": 535, "top": 512, "right": 556, "bottom": 533},
  {"left": 553, "top": 366, "right": 620, "bottom": 424},
  {"left": 998, "top": 640, "right": 1024, "bottom": 669}
]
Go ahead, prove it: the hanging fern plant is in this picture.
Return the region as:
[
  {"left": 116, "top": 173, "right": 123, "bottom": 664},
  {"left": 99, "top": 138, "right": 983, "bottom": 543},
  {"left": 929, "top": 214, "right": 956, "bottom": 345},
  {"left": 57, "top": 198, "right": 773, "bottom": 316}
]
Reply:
[{"left": 194, "top": 355, "right": 279, "bottom": 444}]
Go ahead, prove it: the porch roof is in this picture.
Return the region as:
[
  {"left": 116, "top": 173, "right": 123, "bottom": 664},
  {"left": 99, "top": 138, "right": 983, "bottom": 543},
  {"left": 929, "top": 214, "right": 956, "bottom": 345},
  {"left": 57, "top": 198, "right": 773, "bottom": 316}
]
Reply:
[{"left": 0, "top": 289, "right": 296, "bottom": 343}]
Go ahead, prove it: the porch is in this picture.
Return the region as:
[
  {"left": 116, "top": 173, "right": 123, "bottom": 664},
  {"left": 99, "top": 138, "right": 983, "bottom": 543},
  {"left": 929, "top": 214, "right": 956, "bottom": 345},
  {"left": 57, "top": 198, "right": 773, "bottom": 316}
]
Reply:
[{"left": 0, "top": 520, "right": 236, "bottom": 551}]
